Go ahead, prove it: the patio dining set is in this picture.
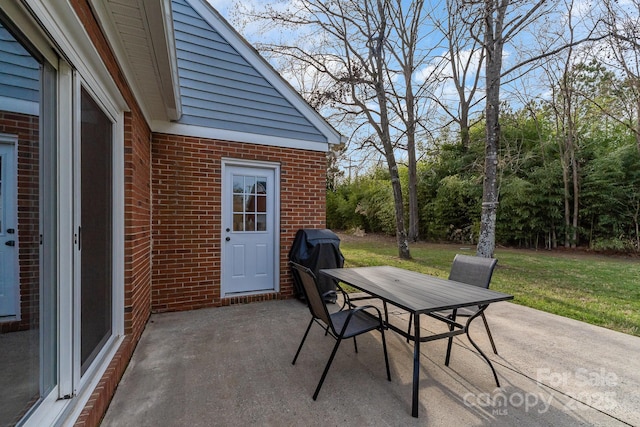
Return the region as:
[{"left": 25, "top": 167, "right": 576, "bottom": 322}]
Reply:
[{"left": 289, "top": 254, "right": 513, "bottom": 418}]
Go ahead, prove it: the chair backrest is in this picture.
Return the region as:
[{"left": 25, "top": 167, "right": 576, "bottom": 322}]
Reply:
[
  {"left": 448, "top": 254, "right": 498, "bottom": 289},
  {"left": 290, "top": 262, "right": 332, "bottom": 327}
]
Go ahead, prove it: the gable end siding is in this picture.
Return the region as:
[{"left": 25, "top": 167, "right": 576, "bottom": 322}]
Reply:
[
  {"left": 0, "top": 23, "right": 40, "bottom": 115},
  {"left": 172, "top": 0, "right": 327, "bottom": 143}
]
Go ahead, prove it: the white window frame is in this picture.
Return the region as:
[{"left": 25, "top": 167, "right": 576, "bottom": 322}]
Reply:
[{"left": 70, "top": 74, "right": 125, "bottom": 394}]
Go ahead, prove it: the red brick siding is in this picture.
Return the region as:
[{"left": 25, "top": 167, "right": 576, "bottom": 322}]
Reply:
[
  {"left": 70, "top": 1, "right": 153, "bottom": 426},
  {"left": 0, "top": 111, "right": 39, "bottom": 333},
  {"left": 123, "top": 109, "right": 152, "bottom": 339},
  {"left": 152, "top": 134, "right": 327, "bottom": 312}
]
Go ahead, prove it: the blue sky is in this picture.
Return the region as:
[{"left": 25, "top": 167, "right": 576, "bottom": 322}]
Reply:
[{"left": 205, "top": 0, "right": 636, "bottom": 173}]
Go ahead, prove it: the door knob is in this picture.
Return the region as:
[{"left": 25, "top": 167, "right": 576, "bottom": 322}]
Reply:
[{"left": 225, "top": 237, "right": 230, "bottom": 241}]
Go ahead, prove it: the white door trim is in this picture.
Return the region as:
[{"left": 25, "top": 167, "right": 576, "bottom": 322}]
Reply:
[{"left": 220, "top": 158, "right": 280, "bottom": 298}]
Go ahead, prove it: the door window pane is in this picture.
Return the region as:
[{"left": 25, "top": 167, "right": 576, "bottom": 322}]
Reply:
[
  {"left": 230, "top": 174, "right": 268, "bottom": 233},
  {"left": 80, "top": 88, "right": 112, "bottom": 374}
]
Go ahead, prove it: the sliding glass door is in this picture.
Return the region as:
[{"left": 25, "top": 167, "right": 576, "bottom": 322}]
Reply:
[
  {"left": 1, "top": 7, "right": 122, "bottom": 424},
  {"left": 79, "top": 88, "right": 113, "bottom": 375}
]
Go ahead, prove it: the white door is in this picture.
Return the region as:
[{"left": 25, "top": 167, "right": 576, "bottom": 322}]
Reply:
[
  {"left": 222, "top": 163, "right": 277, "bottom": 295},
  {"left": 0, "top": 141, "right": 18, "bottom": 318}
]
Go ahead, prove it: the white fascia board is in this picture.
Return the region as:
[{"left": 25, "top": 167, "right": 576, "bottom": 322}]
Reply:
[
  {"left": 89, "top": 0, "right": 152, "bottom": 123},
  {"left": 186, "top": 0, "right": 343, "bottom": 146},
  {"left": 143, "top": 0, "right": 182, "bottom": 120},
  {"left": 23, "top": 0, "right": 128, "bottom": 116},
  {"left": 151, "top": 120, "right": 329, "bottom": 152},
  {"left": 90, "top": 0, "right": 181, "bottom": 122}
]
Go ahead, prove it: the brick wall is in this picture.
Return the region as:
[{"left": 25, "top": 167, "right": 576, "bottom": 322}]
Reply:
[
  {"left": 123, "top": 109, "right": 152, "bottom": 338},
  {"left": 152, "top": 133, "right": 327, "bottom": 312},
  {"left": 0, "top": 111, "right": 39, "bottom": 334},
  {"left": 71, "top": 1, "right": 153, "bottom": 426}
]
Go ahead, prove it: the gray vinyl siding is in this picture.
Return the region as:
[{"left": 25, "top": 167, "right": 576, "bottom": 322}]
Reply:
[
  {"left": 0, "top": 23, "right": 40, "bottom": 106},
  {"left": 172, "top": 0, "right": 327, "bottom": 143}
]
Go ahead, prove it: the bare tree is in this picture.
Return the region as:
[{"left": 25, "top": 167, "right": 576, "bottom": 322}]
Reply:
[
  {"left": 432, "top": 0, "right": 486, "bottom": 150},
  {"left": 235, "top": 0, "right": 444, "bottom": 257},
  {"left": 539, "top": 0, "right": 585, "bottom": 248},
  {"left": 599, "top": 0, "right": 640, "bottom": 156},
  {"left": 463, "top": 0, "right": 603, "bottom": 257},
  {"left": 466, "top": 0, "right": 548, "bottom": 258},
  {"left": 385, "top": 0, "right": 442, "bottom": 242},
  {"left": 236, "top": 0, "right": 414, "bottom": 257}
]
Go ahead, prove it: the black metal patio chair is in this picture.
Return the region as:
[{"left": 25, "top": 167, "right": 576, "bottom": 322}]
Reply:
[
  {"left": 407, "top": 254, "right": 500, "bottom": 354},
  {"left": 290, "top": 262, "right": 391, "bottom": 401},
  {"left": 447, "top": 254, "right": 499, "bottom": 354}
]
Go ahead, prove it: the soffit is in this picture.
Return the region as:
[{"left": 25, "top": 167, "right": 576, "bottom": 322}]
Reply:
[{"left": 92, "top": 0, "right": 181, "bottom": 121}]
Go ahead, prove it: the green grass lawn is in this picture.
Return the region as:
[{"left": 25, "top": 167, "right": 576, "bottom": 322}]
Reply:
[{"left": 338, "top": 235, "right": 640, "bottom": 337}]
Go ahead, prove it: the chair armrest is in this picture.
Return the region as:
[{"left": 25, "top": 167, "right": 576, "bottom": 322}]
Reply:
[
  {"left": 337, "top": 304, "right": 386, "bottom": 336},
  {"left": 327, "top": 285, "right": 352, "bottom": 311}
]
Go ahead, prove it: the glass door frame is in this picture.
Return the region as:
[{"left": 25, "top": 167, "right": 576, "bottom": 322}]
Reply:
[
  {"left": 69, "top": 73, "right": 125, "bottom": 397},
  {"left": 0, "top": 2, "right": 127, "bottom": 423}
]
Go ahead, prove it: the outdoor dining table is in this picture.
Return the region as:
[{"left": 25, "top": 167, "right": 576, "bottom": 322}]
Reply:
[{"left": 320, "top": 265, "right": 514, "bottom": 418}]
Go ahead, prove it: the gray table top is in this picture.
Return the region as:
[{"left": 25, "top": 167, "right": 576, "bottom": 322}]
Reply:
[{"left": 320, "top": 266, "right": 513, "bottom": 314}]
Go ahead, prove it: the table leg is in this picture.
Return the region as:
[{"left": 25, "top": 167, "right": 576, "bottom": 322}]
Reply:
[{"left": 412, "top": 313, "right": 420, "bottom": 417}]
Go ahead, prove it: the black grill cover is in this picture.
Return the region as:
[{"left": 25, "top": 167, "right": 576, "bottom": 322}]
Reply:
[{"left": 288, "top": 229, "right": 345, "bottom": 301}]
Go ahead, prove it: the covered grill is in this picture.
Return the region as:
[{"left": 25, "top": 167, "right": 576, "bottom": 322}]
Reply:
[{"left": 288, "top": 229, "right": 344, "bottom": 302}]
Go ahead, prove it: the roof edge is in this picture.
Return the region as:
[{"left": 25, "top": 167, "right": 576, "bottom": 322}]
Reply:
[
  {"left": 142, "top": 0, "right": 182, "bottom": 120},
  {"left": 151, "top": 120, "right": 330, "bottom": 152}
]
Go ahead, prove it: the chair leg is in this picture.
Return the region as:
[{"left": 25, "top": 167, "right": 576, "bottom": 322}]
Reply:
[
  {"left": 313, "top": 336, "right": 344, "bottom": 400},
  {"left": 481, "top": 312, "right": 498, "bottom": 354},
  {"left": 353, "top": 336, "right": 358, "bottom": 353},
  {"left": 292, "top": 318, "right": 314, "bottom": 365}
]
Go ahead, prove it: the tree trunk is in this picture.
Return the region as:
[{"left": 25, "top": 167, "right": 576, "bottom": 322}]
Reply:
[
  {"left": 561, "top": 136, "right": 571, "bottom": 248},
  {"left": 476, "top": 0, "right": 505, "bottom": 259},
  {"left": 571, "top": 144, "right": 579, "bottom": 248},
  {"left": 374, "top": 0, "right": 410, "bottom": 259},
  {"left": 636, "top": 94, "right": 640, "bottom": 157},
  {"left": 560, "top": 71, "right": 575, "bottom": 248},
  {"left": 406, "top": 77, "right": 419, "bottom": 242},
  {"left": 379, "top": 92, "right": 410, "bottom": 258},
  {"left": 634, "top": 200, "right": 640, "bottom": 252},
  {"left": 407, "top": 128, "right": 419, "bottom": 242},
  {"left": 460, "top": 109, "right": 471, "bottom": 149}
]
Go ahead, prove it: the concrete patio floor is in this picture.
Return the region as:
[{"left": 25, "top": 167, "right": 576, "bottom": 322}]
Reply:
[{"left": 102, "top": 297, "right": 639, "bottom": 426}]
